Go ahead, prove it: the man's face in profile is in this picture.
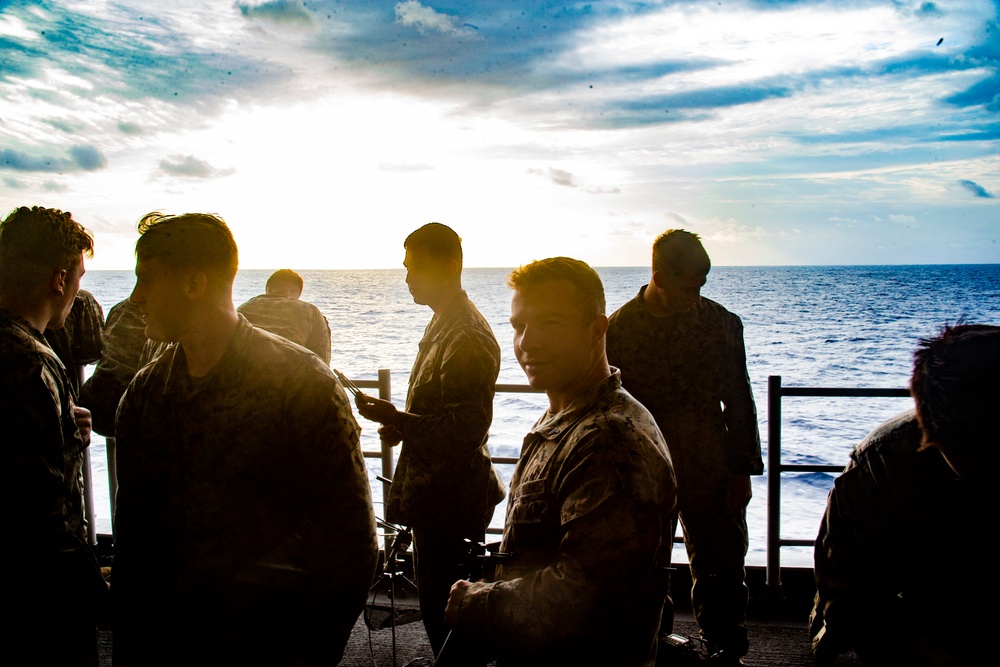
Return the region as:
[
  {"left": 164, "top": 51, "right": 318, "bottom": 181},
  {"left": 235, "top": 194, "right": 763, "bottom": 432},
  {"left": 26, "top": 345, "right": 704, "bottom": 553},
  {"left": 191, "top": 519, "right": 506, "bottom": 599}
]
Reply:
[
  {"left": 129, "top": 257, "right": 188, "bottom": 342},
  {"left": 49, "top": 255, "right": 86, "bottom": 330},
  {"left": 403, "top": 246, "right": 451, "bottom": 307}
]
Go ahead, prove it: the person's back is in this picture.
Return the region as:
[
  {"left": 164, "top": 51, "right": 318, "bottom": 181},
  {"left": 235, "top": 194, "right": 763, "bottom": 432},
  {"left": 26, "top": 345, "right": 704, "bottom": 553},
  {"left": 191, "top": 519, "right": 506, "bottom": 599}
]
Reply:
[
  {"left": 237, "top": 269, "right": 332, "bottom": 363},
  {"left": 112, "top": 212, "right": 376, "bottom": 666},
  {"left": 811, "top": 325, "right": 1000, "bottom": 666}
]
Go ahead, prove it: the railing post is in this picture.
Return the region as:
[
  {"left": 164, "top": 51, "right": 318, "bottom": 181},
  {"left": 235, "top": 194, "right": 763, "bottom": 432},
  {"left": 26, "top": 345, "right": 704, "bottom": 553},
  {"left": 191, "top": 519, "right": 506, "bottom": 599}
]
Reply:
[
  {"left": 377, "top": 368, "right": 394, "bottom": 554},
  {"left": 77, "top": 365, "right": 98, "bottom": 547},
  {"left": 766, "top": 375, "right": 782, "bottom": 598},
  {"left": 107, "top": 437, "right": 118, "bottom": 539}
]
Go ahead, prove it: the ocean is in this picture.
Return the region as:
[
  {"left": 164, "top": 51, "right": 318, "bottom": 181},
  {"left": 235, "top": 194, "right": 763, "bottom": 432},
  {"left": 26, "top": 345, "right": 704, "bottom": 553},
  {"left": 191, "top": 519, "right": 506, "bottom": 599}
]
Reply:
[{"left": 81, "top": 264, "right": 1000, "bottom": 567}]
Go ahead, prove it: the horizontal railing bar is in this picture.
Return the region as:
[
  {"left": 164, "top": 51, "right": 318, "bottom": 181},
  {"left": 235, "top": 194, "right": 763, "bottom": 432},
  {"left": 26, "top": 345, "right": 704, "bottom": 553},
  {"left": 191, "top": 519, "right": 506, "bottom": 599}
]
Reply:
[
  {"left": 777, "top": 464, "right": 846, "bottom": 474},
  {"left": 780, "top": 538, "right": 818, "bottom": 548},
  {"left": 778, "top": 387, "right": 909, "bottom": 398}
]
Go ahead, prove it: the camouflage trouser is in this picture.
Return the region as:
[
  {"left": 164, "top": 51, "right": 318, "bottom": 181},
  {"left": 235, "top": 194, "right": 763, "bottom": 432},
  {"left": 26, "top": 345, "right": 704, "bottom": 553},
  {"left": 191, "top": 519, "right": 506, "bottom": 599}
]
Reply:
[{"left": 676, "top": 499, "right": 751, "bottom": 656}]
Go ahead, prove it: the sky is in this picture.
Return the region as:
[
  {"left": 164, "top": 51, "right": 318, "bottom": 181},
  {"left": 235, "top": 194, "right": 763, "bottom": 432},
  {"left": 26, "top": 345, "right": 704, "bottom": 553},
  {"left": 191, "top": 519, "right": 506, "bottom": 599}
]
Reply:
[{"left": 0, "top": 0, "right": 997, "bottom": 270}]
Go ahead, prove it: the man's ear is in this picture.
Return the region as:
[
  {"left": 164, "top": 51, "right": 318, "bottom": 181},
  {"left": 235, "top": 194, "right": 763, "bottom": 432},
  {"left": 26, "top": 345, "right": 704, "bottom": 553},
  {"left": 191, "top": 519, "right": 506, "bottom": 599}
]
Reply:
[
  {"left": 650, "top": 269, "right": 665, "bottom": 290},
  {"left": 591, "top": 313, "right": 609, "bottom": 343},
  {"left": 181, "top": 269, "right": 208, "bottom": 301},
  {"left": 443, "top": 258, "right": 461, "bottom": 284},
  {"left": 50, "top": 268, "right": 68, "bottom": 296}
]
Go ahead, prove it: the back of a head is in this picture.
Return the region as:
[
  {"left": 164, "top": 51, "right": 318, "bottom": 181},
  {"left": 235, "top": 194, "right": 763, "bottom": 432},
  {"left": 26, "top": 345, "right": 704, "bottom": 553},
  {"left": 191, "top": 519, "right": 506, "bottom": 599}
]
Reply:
[
  {"left": 0, "top": 206, "right": 94, "bottom": 294},
  {"left": 911, "top": 323, "right": 1000, "bottom": 468},
  {"left": 265, "top": 269, "right": 304, "bottom": 298},
  {"left": 404, "top": 222, "right": 463, "bottom": 268},
  {"left": 506, "top": 256, "right": 606, "bottom": 320},
  {"left": 134, "top": 212, "right": 238, "bottom": 282},
  {"left": 652, "top": 229, "right": 711, "bottom": 277}
]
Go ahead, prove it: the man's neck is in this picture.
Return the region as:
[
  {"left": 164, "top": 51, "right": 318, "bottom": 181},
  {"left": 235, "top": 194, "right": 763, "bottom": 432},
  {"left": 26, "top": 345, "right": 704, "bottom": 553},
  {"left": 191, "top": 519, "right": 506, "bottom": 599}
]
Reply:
[
  {"left": 178, "top": 307, "right": 240, "bottom": 377},
  {"left": 428, "top": 284, "right": 463, "bottom": 315},
  {"left": 0, "top": 293, "right": 51, "bottom": 334},
  {"left": 642, "top": 283, "right": 687, "bottom": 318}
]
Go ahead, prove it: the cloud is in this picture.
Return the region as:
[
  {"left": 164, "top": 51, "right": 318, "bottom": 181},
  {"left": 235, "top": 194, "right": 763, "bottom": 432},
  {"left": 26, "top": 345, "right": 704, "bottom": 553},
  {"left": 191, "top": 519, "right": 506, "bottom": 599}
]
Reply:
[
  {"left": 0, "top": 144, "right": 107, "bottom": 172},
  {"left": 958, "top": 179, "right": 995, "bottom": 198},
  {"left": 665, "top": 212, "right": 690, "bottom": 227},
  {"left": 43, "top": 180, "right": 69, "bottom": 192},
  {"left": 395, "top": 1, "right": 471, "bottom": 36},
  {"left": 236, "top": 0, "right": 314, "bottom": 26},
  {"left": 157, "top": 155, "right": 234, "bottom": 179},
  {"left": 2, "top": 176, "right": 26, "bottom": 189},
  {"left": 889, "top": 214, "right": 917, "bottom": 223},
  {"left": 378, "top": 162, "right": 434, "bottom": 173},
  {"left": 117, "top": 121, "right": 144, "bottom": 136}
]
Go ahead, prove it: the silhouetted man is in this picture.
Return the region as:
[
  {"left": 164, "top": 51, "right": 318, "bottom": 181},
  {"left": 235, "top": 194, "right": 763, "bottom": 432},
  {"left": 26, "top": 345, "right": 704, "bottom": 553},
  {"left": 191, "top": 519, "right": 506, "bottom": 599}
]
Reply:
[
  {"left": 356, "top": 222, "right": 505, "bottom": 666},
  {"left": 811, "top": 324, "right": 1000, "bottom": 666},
  {"left": 112, "top": 212, "right": 377, "bottom": 666},
  {"left": 0, "top": 206, "right": 107, "bottom": 667},
  {"left": 606, "top": 229, "right": 762, "bottom": 665},
  {"left": 237, "top": 268, "right": 332, "bottom": 364},
  {"left": 446, "top": 257, "right": 676, "bottom": 666}
]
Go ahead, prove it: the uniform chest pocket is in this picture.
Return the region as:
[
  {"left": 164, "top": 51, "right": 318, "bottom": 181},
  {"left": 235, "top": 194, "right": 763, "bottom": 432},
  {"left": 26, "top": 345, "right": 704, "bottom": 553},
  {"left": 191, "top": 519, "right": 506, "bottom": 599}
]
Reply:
[{"left": 508, "top": 478, "right": 549, "bottom": 526}]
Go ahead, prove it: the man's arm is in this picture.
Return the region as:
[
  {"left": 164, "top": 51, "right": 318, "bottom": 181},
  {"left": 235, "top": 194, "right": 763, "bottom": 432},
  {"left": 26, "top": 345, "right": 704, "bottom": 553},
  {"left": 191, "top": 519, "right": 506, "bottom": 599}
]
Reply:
[
  {"left": 359, "top": 329, "right": 499, "bottom": 458},
  {"left": 305, "top": 310, "right": 332, "bottom": 365},
  {"left": 719, "top": 314, "right": 763, "bottom": 477}
]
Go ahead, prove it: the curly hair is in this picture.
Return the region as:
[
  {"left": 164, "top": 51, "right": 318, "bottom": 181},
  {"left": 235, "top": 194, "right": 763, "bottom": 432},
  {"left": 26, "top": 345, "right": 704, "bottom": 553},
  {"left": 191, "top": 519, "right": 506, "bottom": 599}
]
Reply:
[{"left": 135, "top": 211, "right": 238, "bottom": 281}]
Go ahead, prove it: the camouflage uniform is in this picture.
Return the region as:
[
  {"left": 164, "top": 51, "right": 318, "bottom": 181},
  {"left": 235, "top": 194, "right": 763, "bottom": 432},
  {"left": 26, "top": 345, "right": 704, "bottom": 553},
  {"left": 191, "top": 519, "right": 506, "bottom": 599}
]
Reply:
[
  {"left": 0, "top": 308, "right": 108, "bottom": 667},
  {"left": 44, "top": 288, "right": 104, "bottom": 392},
  {"left": 810, "top": 410, "right": 998, "bottom": 666},
  {"left": 606, "top": 287, "right": 763, "bottom": 654},
  {"left": 455, "top": 372, "right": 676, "bottom": 666},
  {"left": 79, "top": 299, "right": 147, "bottom": 437},
  {"left": 237, "top": 293, "right": 332, "bottom": 364},
  {"left": 112, "top": 316, "right": 377, "bottom": 666},
  {"left": 387, "top": 291, "right": 506, "bottom": 662}
]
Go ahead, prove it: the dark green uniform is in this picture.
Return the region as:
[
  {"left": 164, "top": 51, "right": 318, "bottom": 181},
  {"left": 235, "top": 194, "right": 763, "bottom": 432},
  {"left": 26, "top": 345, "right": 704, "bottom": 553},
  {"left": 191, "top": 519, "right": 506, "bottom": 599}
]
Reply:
[
  {"left": 606, "top": 287, "right": 762, "bottom": 656},
  {"left": 112, "top": 316, "right": 377, "bottom": 666},
  {"left": 237, "top": 293, "right": 332, "bottom": 364}
]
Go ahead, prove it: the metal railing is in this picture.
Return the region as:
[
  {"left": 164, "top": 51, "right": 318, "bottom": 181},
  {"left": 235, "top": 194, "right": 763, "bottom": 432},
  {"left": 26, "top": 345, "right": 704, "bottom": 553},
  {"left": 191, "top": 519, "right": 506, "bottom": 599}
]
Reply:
[
  {"left": 97, "top": 370, "right": 912, "bottom": 597},
  {"left": 765, "top": 375, "right": 909, "bottom": 596}
]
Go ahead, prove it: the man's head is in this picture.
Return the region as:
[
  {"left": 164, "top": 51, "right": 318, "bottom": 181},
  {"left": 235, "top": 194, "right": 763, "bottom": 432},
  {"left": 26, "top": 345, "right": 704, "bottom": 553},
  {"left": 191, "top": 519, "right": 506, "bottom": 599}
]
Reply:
[
  {"left": 650, "top": 229, "right": 710, "bottom": 314},
  {"left": 0, "top": 206, "right": 94, "bottom": 330},
  {"left": 506, "top": 257, "right": 609, "bottom": 411},
  {"left": 910, "top": 323, "right": 1000, "bottom": 481},
  {"left": 265, "top": 269, "right": 304, "bottom": 299},
  {"left": 403, "top": 223, "right": 463, "bottom": 309},
  {"left": 130, "top": 212, "right": 238, "bottom": 341}
]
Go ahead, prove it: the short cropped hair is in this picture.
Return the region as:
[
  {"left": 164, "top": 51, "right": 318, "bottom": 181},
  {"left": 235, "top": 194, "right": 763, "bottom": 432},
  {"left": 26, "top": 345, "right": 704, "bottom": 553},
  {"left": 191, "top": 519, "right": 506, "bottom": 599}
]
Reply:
[
  {"left": 506, "top": 256, "right": 606, "bottom": 319},
  {"left": 0, "top": 206, "right": 94, "bottom": 293},
  {"left": 266, "top": 269, "right": 304, "bottom": 295},
  {"left": 911, "top": 323, "right": 1000, "bottom": 457},
  {"left": 652, "top": 229, "right": 711, "bottom": 277},
  {"left": 135, "top": 212, "right": 238, "bottom": 281},
  {"left": 404, "top": 223, "right": 463, "bottom": 267}
]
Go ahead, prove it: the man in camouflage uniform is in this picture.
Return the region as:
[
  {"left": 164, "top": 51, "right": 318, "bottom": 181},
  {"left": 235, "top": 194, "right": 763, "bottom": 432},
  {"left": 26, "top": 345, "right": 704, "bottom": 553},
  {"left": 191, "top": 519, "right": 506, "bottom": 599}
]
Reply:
[
  {"left": 446, "top": 257, "right": 676, "bottom": 666},
  {"left": 237, "top": 268, "right": 332, "bottom": 364},
  {"left": 112, "top": 212, "right": 377, "bottom": 666},
  {"left": 811, "top": 324, "right": 1000, "bottom": 667},
  {"left": 356, "top": 223, "right": 505, "bottom": 666},
  {"left": 0, "top": 206, "right": 107, "bottom": 667},
  {"left": 606, "top": 230, "right": 762, "bottom": 664},
  {"left": 79, "top": 298, "right": 147, "bottom": 437}
]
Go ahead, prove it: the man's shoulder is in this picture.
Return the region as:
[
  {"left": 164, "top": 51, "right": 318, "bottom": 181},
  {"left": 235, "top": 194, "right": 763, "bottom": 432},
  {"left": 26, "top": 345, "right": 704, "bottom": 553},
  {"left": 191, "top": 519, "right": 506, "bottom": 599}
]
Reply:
[
  {"left": 852, "top": 410, "right": 923, "bottom": 463},
  {"left": 698, "top": 296, "right": 741, "bottom": 323},
  {"left": 439, "top": 295, "right": 499, "bottom": 345},
  {"left": 607, "top": 290, "right": 645, "bottom": 325}
]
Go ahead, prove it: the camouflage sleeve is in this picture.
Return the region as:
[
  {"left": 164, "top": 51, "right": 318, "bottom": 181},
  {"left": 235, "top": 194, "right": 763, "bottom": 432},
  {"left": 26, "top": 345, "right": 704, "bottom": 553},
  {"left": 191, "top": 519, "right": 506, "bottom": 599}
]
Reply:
[
  {"left": 457, "top": 439, "right": 664, "bottom": 655},
  {"left": 394, "top": 329, "right": 499, "bottom": 458},
  {"left": 719, "top": 314, "right": 763, "bottom": 476},
  {"left": 305, "top": 311, "right": 332, "bottom": 365}
]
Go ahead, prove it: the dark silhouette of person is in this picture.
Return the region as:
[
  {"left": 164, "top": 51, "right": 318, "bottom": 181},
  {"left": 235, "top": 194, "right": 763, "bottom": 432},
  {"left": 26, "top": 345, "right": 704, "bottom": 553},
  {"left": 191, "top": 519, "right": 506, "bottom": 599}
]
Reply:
[
  {"left": 111, "top": 211, "right": 377, "bottom": 666},
  {"left": 811, "top": 324, "right": 1000, "bottom": 666},
  {"left": 606, "top": 229, "right": 762, "bottom": 665},
  {"left": 355, "top": 223, "right": 505, "bottom": 666},
  {"left": 0, "top": 206, "right": 107, "bottom": 667},
  {"left": 44, "top": 288, "right": 104, "bottom": 392}
]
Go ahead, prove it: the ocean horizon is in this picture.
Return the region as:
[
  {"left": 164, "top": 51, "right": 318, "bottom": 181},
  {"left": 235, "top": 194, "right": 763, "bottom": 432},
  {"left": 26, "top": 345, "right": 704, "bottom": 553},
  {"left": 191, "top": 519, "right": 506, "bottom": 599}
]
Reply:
[{"left": 80, "top": 263, "right": 1000, "bottom": 567}]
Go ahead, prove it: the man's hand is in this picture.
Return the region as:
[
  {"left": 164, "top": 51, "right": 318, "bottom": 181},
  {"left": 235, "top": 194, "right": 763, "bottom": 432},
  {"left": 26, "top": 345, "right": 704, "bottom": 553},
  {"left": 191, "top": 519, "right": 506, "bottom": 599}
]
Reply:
[
  {"left": 354, "top": 394, "right": 399, "bottom": 426},
  {"left": 726, "top": 475, "right": 752, "bottom": 513},
  {"left": 445, "top": 580, "right": 472, "bottom": 627},
  {"left": 73, "top": 406, "right": 92, "bottom": 446},
  {"left": 378, "top": 424, "right": 402, "bottom": 447}
]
